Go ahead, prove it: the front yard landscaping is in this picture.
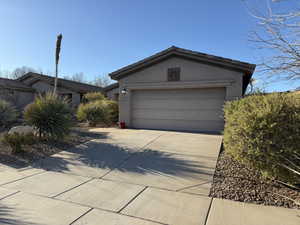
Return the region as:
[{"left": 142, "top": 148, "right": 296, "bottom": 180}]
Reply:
[
  {"left": 0, "top": 128, "right": 101, "bottom": 168},
  {"left": 210, "top": 92, "right": 300, "bottom": 209},
  {"left": 0, "top": 91, "right": 117, "bottom": 169}
]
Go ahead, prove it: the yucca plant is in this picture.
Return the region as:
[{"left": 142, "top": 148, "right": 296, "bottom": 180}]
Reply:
[{"left": 24, "top": 92, "right": 73, "bottom": 139}]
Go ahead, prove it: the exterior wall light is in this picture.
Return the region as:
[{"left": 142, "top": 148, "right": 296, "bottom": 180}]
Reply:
[{"left": 121, "top": 88, "right": 128, "bottom": 95}]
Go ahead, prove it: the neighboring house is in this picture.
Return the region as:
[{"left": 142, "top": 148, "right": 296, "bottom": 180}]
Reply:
[
  {"left": 109, "top": 46, "right": 255, "bottom": 133},
  {"left": 0, "top": 77, "right": 35, "bottom": 109},
  {"left": 17, "top": 72, "right": 102, "bottom": 107},
  {"left": 104, "top": 83, "right": 119, "bottom": 101},
  {"left": 0, "top": 73, "right": 102, "bottom": 109}
]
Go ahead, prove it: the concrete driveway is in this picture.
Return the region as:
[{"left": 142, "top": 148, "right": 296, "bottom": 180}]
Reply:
[{"left": 0, "top": 128, "right": 299, "bottom": 225}]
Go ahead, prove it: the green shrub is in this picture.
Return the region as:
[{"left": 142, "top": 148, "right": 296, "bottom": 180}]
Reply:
[
  {"left": 2, "top": 132, "right": 36, "bottom": 154},
  {"left": 77, "top": 96, "right": 118, "bottom": 126},
  {"left": 77, "top": 101, "right": 109, "bottom": 126},
  {"left": 0, "top": 99, "right": 18, "bottom": 127},
  {"left": 106, "top": 100, "right": 118, "bottom": 124},
  {"left": 83, "top": 92, "right": 105, "bottom": 103},
  {"left": 224, "top": 93, "right": 300, "bottom": 184},
  {"left": 24, "top": 93, "right": 73, "bottom": 139}
]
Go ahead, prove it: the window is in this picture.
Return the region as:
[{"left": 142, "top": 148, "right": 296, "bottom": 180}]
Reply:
[{"left": 167, "top": 67, "right": 180, "bottom": 81}]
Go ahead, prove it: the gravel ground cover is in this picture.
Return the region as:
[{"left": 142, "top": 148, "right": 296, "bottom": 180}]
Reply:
[{"left": 210, "top": 150, "right": 300, "bottom": 209}]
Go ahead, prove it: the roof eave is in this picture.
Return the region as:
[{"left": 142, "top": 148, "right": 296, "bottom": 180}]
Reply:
[
  {"left": 103, "top": 83, "right": 119, "bottom": 92},
  {"left": 18, "top": 72, "right": 103, "bottom": 93},
  {"left": 110, "top": 52, "right": 255, "bottom": 81},
  {"left": 0, "top": 86, "right": 36, "bottom": 92}
]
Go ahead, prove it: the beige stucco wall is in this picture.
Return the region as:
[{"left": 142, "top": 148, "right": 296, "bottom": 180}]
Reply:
[
  {"left": 106, "top": 87, "right": 119, "bottom": 101},
  {"left": 31, "top": 81, "right": 81, "bottom": 107},
  {"left": 117, "top": 56, "right": 244, "bottom": 127}
]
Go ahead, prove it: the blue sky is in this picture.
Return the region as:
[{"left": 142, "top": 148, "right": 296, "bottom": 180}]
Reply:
[{"left": 0, "top": 0, "right": 299, "bottom": 91}]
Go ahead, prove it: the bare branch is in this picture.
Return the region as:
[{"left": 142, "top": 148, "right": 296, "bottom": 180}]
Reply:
[
  {"left": 249, "top": 1, "right": 300, "bottom": 81},
  {"left": 63, "top": 72, "right": 86, "bottom": 83},
  {"left": 91, "top": 74, "right": 112, "bottom": 87}
]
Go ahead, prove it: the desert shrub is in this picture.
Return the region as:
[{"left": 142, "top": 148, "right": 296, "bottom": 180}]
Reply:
[
  {"left": 77, "top": 95, "right": 118, "bottom": 126},
  {"left": 82, "top": 92, "right": 105, "bottom": 103},
  {"left": 2, "top": 132, "right": 36, "bottom": 154},
  {"left": 0, "top": 99, "right": 18, "bottom": 127},
  {"left": 105, "top": 100, "right": 118, "bottom": 124},
  {"left": 224, "top": 93, "right": 300, "bottom": 184},
  {"left": 77, "top": 101, "right": 109, "bottom": 126},
  {"left": 24, "top": 93, "right": 73, "bottom": 139}
]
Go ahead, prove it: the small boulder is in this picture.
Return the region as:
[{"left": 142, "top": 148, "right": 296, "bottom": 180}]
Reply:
[{"left": 8, "top": 125, "right": 36, "bottom": 135}]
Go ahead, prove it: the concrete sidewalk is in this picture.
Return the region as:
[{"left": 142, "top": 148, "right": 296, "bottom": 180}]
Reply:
[{"left": 0, "top": 128, "right": 299, "bottom": 225}]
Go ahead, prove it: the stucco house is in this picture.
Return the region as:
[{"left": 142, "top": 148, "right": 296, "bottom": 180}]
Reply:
[
  {"left": 0, "top": 77, "right": 35, "bottom": 109},
  {"left": 17, "top": 73, "right": 102, "bottom": 106},
  {"left": 0, "top": 73, "right": 102, "bottom": 109},
  {"left": 108, "top": 46, "right": 255, "bottom": 133}
]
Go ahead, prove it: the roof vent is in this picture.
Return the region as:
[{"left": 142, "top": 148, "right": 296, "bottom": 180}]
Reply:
[{"left": 167, "top": 67, "right": 180, "bottom": 81}]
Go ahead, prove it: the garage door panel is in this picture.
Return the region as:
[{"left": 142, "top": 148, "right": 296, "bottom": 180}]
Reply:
[
  {"left": 132, "top": 119, "right": 224, "bottom": 132},
  {"left": 132, "top": 109, "right": 223, "bottom": 121},
  {"left": 133, "top": 89, "right": 225, "bottom": 99},
  {"left": 132, "top": 99, "right": 224, "bottom": 110},
  {"left": 131, "top": 88, "right": 225, "bottom": 132}
]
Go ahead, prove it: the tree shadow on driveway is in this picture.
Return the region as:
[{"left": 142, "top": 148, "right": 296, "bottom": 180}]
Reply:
[
  {"left": 33, "top": 140, "right": 217, "bottom": 179},
  {"left": 0, "top": 130, "right": 110, "bottom": 170},
  {"left": 0, "top": 205, "right": 38, "bottom": 225}
]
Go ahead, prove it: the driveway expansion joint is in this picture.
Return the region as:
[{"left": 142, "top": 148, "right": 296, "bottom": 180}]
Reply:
[
  {"left": 0, "top": 129, "right": 225, "bottom": 225},
  {"left": 118, "top": 186, "right": 148, "bottom": 213},
  {"left": 100, "top": 133, "right": 165, "bottom": 180},
  {"left": 0, "top": 190, "right": 20, "bottom": 200},
  {"left": 47, "top": 190, "right": 168, "bottom": 225},
  {"left": 204, "top": 197, "right": 214, "bottom": 225},
  {"left": 176, "top": 181, "right": 211, "bottom": 192},
  {"left": 140, "top": 133, "right": 165, "bottom": 151},
  {"left": 69, "top": 207, "right": 94, "bottom": 225},
  {"left": 0, "top": 170, "right": 47, "bottom": 187},
  {"left": 52, "top": 177, "right": 95, "bottom": 198},
  {"left": 99, "top": 177, "right": 212, "bottom": 198},
  {"left": 119, "top": 213, "right": 169, "bottom": 225},
  {"left": 99, "top": 153, "right": 135, "bottom": 179}
]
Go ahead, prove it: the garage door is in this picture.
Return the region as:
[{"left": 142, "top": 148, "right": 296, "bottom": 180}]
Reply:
[{"left": 131, "top": 88, "right": 225, "bottom": 132}]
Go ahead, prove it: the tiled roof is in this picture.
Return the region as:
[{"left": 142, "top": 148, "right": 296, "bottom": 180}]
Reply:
[
  {"left": 0, "top": 77, "right": 35, "bottom": 92},
  {"left": 18, "top": 73, "right": 103, "bottom": 93}
]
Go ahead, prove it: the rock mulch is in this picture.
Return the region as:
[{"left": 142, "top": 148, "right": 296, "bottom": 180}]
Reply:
[
  {"left": 0, "top": 129, "right": 102, "bottom": 169},
  {"left": 210, "top": 150, "right": 300, "bottom": 209}
]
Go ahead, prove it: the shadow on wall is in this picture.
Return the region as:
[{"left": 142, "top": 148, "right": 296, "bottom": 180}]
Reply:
[{"left": 33, "top": 140, "right": 216, "bottom": 179}]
